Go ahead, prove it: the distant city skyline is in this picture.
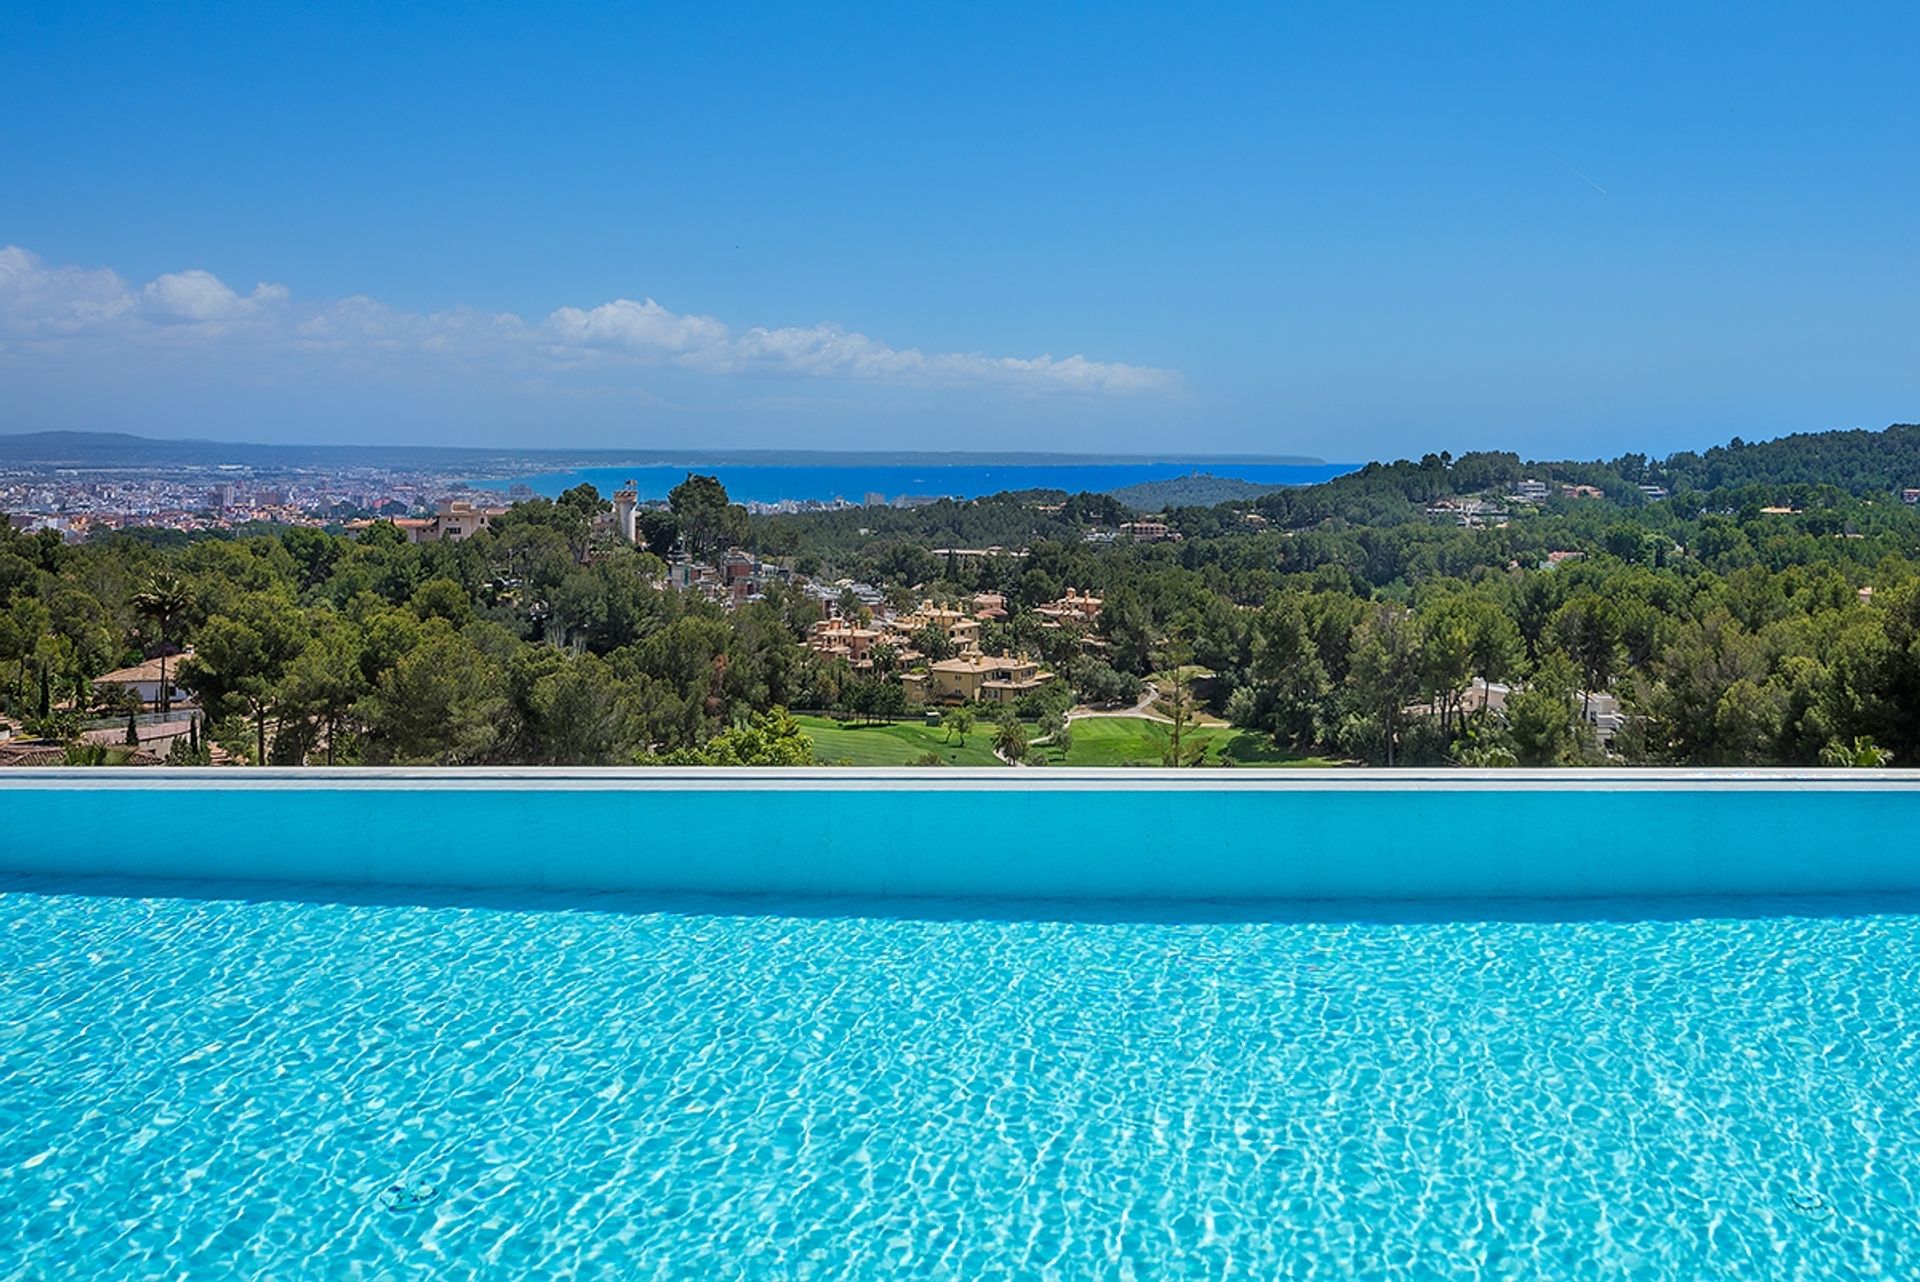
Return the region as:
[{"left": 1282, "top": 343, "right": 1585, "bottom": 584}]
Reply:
[{"left": 3, "top": 3, "right": 1916, "bottom": 458}]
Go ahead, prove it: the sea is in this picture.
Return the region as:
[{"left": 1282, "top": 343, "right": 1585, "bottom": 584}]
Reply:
[{"left": 471, "top": 460, "right": 1354, "bottom": 506}]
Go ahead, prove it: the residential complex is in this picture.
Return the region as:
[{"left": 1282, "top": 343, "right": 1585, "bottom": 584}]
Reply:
[{"left": 803, "top": 591, "right": 1060, "bottom": 705}]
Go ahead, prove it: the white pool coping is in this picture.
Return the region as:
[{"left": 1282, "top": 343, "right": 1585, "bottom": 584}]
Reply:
[{"left": 2, "top": 766, "right": 1916, "bottom": 791}]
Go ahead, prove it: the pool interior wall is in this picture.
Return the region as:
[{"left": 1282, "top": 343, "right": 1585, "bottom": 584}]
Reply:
[{"left": 2, "top": 769, "right": 1916, "bottom": 903}]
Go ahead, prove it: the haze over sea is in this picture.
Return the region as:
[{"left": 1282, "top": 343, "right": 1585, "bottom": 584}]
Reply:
[{"left": 479, "top": 460, "right": 1354, "bottom": 506}]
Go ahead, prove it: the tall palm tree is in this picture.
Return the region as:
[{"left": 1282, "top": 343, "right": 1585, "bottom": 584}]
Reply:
[{"left": 131, "top": 571, "right": 193, "bottom": 716}]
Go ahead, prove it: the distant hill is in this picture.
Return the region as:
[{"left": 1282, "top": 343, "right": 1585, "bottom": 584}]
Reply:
[
  {"left": 0, "top": 429, "right": 1326, "bottom": 473},
  {"left": 1655, "top": 423, "right": 1920, "bottom": 495},
  {"left": 0, "top": 430, "right": 525, "bottom": 471},
  {"left": 1236, "top": 421, "right": 1920, "bottom": 532},
  {"left": 1109, "top": 422, "right": 1920, "bottom": 518},
  {"left": 1107, "top": 472, "right": 1286, "bottom": 510}
]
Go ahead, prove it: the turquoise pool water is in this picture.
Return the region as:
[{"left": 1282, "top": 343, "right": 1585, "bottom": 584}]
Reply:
[
  {"left": 3, "top": 776, "right": 1918, "bottom": 901},
  {"left": 4, "top": 878, "right": 1919, "bottom": 1279}
]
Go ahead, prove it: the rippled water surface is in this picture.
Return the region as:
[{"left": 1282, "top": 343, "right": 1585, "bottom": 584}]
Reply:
[{"left": 4, "top": 882, "right": 1920, "bottom": 1280}]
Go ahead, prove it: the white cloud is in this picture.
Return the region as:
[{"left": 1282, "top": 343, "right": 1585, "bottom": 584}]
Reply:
[
  {"left": 0, "top": 244, "right": 1179, "bottom": 397},
  {"left": 141, "top": 269, "right": 287, "bottom": 323},
  {"left": 0, "top": 245, "right": 137, "bottom": 337},
  {"left": 547, "top": 298, "right": 729, "bottom": 356}
]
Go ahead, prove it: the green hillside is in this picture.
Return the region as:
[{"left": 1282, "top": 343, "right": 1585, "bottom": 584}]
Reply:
[{"left": 1107, "top": 473, "right": 1286, "bottom": 511}]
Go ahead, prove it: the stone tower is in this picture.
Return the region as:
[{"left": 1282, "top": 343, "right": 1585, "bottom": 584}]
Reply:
[{"left": 613, "top": 482, "right": 638, "bottom": 544}]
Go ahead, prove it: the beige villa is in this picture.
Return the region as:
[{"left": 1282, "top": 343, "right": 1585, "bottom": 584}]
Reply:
[
  {"left": 808, "top": 616, "right": 887, "bottom": 669},
  {"left": 887, "top": 602, "right": 982, "bottom": 655},
  {"left": 1035, "top": 588, "right": 1102, "bottom": 627},
  {"left": 905, "top": 653, "right": 1052, "bottom": 706}
]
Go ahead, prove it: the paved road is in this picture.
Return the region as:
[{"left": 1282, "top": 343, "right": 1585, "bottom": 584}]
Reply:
[{"left": 1068, "top": 681, "right": 1163, "bottom": 722}]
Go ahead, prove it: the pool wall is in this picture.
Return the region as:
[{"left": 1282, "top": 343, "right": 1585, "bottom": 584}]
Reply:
[{"left": 2, "top": 769, "right": 1916, "bottom": 902}]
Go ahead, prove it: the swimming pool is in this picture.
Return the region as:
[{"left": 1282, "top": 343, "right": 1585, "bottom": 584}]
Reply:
[
  {"left": 4, "top": 768, "right": 1919, "bottom": 901},
  {"left": 3, "top": 773, "right": 1918, "bottom": 1277}
]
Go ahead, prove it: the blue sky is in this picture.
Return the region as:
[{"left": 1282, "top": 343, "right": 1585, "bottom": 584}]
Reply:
[{"left": 2, "top": 2, "right": 1916, "bottom": 459}]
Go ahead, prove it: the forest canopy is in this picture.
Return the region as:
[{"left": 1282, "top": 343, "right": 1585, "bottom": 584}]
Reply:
[{"left": 5, "top": 423, "right": 1920, "bottom": 768}]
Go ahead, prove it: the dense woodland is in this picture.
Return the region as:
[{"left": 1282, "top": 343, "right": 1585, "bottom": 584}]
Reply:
[{"left": 5, "top": 423, "right": 1920, "bottom": 767}]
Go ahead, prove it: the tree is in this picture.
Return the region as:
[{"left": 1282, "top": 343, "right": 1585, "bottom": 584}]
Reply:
[
  {"left": 356, "top": 624, "right": 508, "bottom": 764},
  {"left": 993, "top": 711, "right": 1029, "bottom": 762},
  {"left": 167, "top": 718, "right": 211, "bottom": 766},
  {"left": 1347, "top": 606, "right": 1422, "bottom": 767},
  {"left": 1819, "top": 736, "right": 1893, "bottom": 768},
  {"left": 669, "top": 474, "right": 750, "bottom": 559},
  {"left": 911, "top": 623, "right": 955, "bottom": 662},
  {"left": 280, "top": 618, "right": 369, "bottom": 765},
  {"left": 1247, "top": 595, "right": 1329, "bottom": 747},
  {"left": 409, "top": 577, "right": 475, "bottom": 628},
  {"left": 526, "top": 654, "right": 636, "bottom": 764},
  {"left": 63, "top": 742, "right": 133, "bottom": 767},
  {"left": 0, "top": 597, "right": 51, "bottom": 702},
  {"left": 942, "top": 704, "right": 975, "bottom": 745},
  {"left": 557, "top": 482, "right": 606, "bottom": 516},
  {"left": 637, "top": 509, "right": 681, "bottom": 558},
  {"left": 1416, "top": 598, "right": 1477, "bottom": 737},
  {"left": 46, "top": 585, "right": 116, "bottom": 690},
  {"left": 1551, "top": 594, "right": 1624, "bottom": 717},
  {"left": 1506, "top": 653, "right": 1582, "bottom": 766},
  {"left": 1151, "top": 667, "right": 1208, "bottom": 767},
  {"left": 131, "top": 570, "right": 193, "bottom": 715},
  {"left": 1099, "top": 588, "right": 1155, "bottom": 675},
  {"left": 1464, "top": 597, "right": 1525, "bottom": 721},
  {"left": 838, "top": 677, "right": 903, "bottom": 724},
  {"left": 655, "top": 708, "right": 814, "bottom": 766},
  {"left": 1643, "top": 610, "right": 1771, "bottom": 764},
  {"left": 281, "top": 526, "right": 344, "bottom": 589},
  {"left": 1071, "top": 657, "right": 1141, "bottom": 708},
  {"left": 179, "top": 594, "right": 308, "bottom": 765},
  {"left": 871, "top": 679, "right": 907, "bottom": 722}
]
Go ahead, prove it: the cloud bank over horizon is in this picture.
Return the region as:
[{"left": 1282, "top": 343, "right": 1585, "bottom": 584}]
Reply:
[{"left": 0, "top": 245, "right": 1179, "bottom": 401}]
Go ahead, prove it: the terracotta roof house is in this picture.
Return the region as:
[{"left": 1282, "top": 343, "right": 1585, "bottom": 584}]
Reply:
[
  {"left": 920, "top": 653, "right": 1052, "bottom": 706},
  {"left": 93, "top": 649, "right": 193, "bottom": 708}
]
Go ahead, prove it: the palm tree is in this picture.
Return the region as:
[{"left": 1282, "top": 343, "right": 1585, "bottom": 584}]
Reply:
[
  {"left": 993, "top": 713, "right": 1028, "bottom": 763},
  {"left": 1821, "top": 736, "right": 1893, "bottom": 768},
  {"left": 131, "top": 571, "right": 192, "bottom": 716}
]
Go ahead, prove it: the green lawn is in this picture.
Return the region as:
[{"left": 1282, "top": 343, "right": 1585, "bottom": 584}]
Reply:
[
  {"left": 1042, "top": 716, "right": 1342, "bottom": 767},
  {"left": 795, "top": 714, "right": 1010, "bottom": 766},
  {"left": 795, "top": 712, "right": 1342, "bottom": 768}
]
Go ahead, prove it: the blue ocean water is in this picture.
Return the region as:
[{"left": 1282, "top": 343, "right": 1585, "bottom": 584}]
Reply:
[
  {"left": 472, "top": 460, "right": 1355, "bottom": 505},
  {"left": 4, "top": 881, "right": 1918, "bottom": 1279}
]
